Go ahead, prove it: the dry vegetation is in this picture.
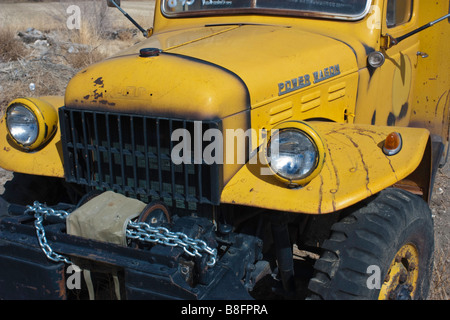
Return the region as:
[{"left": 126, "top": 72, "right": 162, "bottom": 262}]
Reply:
[
  {"left": 0, "top": 27, "right": 27, "bottom": 62},
  {"left": 0, "top": 0, "right": 154, "bottom": 114},
  {"left": 429, "top": 161, "right": 450, "bottom": 300}
]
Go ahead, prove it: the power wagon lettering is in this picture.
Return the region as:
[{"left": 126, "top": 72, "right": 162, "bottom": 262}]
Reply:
[{"left": 278, "top": 64, "right": 341, "bottom": 96}]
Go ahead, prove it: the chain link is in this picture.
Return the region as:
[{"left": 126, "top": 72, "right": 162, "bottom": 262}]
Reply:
[
  {"left": 25, "top": 201, "right": 72, "bottom": 264},
  {"left": 127, "top": 221, "right": 218, "bottom": 267},
  {"left": 25, "top": 202, "right": 218, "bottom": 267}
]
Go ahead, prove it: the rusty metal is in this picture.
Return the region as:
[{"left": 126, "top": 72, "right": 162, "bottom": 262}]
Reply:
[
  {"left": 0, "top": 203, "right": 263, "bottom": 300},
  {"left": 378, "top": 244, "right": 420, "bottom": 300}
]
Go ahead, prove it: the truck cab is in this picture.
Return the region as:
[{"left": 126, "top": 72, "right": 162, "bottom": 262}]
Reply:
[{"left": 0, "top": 0, "right": 448, "bottom": 300}]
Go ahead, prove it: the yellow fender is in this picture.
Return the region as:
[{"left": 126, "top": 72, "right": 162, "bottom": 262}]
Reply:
[
  {"left": 0, "top": 96, "right": 65, "bottom": 178},
  {"left": 220, "top": 121, "right": 431, "bottom": 214}
]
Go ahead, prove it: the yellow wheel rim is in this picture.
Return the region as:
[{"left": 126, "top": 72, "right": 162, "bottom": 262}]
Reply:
[{"left": 378, "top": 243, "right": 419, "bottom": 300}]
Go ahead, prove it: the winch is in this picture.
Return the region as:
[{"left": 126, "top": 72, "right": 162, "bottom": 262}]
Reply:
[{"left": 0, "top": 190, "right": 263, "bottom": 299}]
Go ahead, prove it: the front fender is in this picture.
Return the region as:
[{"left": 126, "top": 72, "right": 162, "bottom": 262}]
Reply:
[
  {"left": 0, "top": 96, "right": 65, "bottom": 178},
  {"left": 220, "top": 122, "right": 431, "bottom": 214}
]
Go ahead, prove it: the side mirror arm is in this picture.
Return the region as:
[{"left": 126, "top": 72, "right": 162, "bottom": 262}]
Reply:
[
  {"left": 381, "top": 13, "right": 450, "bottom": 50},
  {"left": 107, "top": 0, "right": 151, "bottom": 38}
]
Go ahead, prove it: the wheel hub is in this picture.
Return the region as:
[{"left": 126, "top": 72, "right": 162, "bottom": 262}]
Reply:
[{"left": 378, "top": 243, "right": 419, "bottom": 300}]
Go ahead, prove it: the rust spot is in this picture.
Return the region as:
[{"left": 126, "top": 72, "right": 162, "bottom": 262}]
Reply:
[
  {"left": 393, "top": 179, "right": 424, "bottom": 196},
  {"left": 318, "top": 176, "right": 324, "bottom": 214},
  {"left": 353, "top": 128, "right": 385, "bottom": 142},
  {"left": 334, "top": 131, "right": 372, "bottom": 195},
  {"left": 384, "top": 154, "right": 399, "bottom": 180},
  {"left": 93, "top": 89, "right": 103, "bottom": 100},
  {"left": 93, "top": 77, "right": 104, "bottom": 88},
  {"left": 326, "top": 146, "right": 340, "bottom": 209},
  {"left": 57, "top": 267, "right": 67, "bottom": 299},
  {"left": 355, "top": 146, "right": 371, "bottom": 195}
]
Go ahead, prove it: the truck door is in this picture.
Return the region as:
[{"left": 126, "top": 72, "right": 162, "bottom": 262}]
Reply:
[
  {"left": 375, "top": 0, "right": 418, "bottom": 127},
  {"left": 408, "top": 0, "right": 450, "bottom": 167}
]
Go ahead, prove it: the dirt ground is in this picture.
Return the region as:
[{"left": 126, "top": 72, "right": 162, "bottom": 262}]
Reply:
[
  {"left": 429, "top": 160, "right": 450, "bottom": 299},
  {"left": 0, "top": 0, "right": 448, "bottom": 300}
]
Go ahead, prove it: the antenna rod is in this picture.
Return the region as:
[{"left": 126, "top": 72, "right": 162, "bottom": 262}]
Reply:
[
  {"left": 109, "top": 0, "right": 148, "bottom": 37},
  {"left": 396, "top": 13, "right": 450, "bottom": 43}
]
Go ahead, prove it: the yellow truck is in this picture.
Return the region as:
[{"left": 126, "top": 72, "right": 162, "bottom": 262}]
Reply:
[{"left": 0, "top": 0, "right": 448, "bottom": 300}]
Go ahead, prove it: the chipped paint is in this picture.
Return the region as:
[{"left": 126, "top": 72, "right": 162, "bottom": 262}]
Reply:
[{"left": 221, "top": 122, "right": 430, "bottom": 214}]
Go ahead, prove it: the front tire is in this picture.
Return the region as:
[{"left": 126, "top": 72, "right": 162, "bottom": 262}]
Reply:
[{"left": 307, "top": 188, "right": 434, "bottom": 300}]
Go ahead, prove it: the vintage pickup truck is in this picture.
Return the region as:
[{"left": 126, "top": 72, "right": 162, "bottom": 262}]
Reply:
[{"left": 0, "top": 0, "right": 448, "bottom": 300}]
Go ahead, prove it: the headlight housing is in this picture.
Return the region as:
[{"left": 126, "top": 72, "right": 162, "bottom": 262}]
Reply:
[
  {"left": 6, "top": 104, "right": 39, "bottom": 147},
  {"left": 5, "top": 98, "right": 58, "bottom": 150},
  {"left": 265, "top": 122, "right": 325, "bottom": 186}
]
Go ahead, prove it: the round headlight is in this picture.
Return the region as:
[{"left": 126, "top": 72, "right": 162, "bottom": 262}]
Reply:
[
  {"left": 5, "top": 97, "right": 58, "bottom": 151},
  {"left": 6, "top": 104, "right": 39, "bottom": 147},
  {"left": 264, "top": 122, "right": 325, "bottom": 186},
  {"left": 267, "top": 129, "right": 318, "bottom": 181}
]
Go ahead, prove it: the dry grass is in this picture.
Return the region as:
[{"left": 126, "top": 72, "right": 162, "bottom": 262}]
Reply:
[
  {"left": 0, "top": 59, "right": 76, "bottom": 115},
  {"left": 65, "top": 48, "right": 106, "bottom": 69},
  {"left": 0, "top": 1, "right": 154, "bottom": 112},
  {"left": 0, "top": 27, "right": 27, "bottom": 62},
  {"left": 0, "top": 3, "right": 65, "bottom": 32},
  {"left": 0, "top": 1, "right": 153, "bottom": 32}
]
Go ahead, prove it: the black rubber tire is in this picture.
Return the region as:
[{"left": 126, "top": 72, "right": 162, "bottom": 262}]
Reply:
[{"left": 307, "top": 188, "right": 434, "bottom": 300}]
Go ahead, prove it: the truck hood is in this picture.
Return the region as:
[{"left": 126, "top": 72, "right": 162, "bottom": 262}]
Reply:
[{"left": 65, "top": 24, "right": 358, "bottom": 119}]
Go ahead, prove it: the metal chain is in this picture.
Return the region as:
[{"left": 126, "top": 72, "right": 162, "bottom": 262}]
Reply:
[
  {"left": 25, "top": 202, "right": 218, "bottom": 267},
  {"left": 127, "top": 221, "right": 218, "bottom": 267},
  {"left": 25, "top": 201, "right": 72, "bottom": 264}
]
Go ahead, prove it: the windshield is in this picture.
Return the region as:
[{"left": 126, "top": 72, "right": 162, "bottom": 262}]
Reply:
[{"left": 162, "top": 0, "right": 372, "bottom": 20}]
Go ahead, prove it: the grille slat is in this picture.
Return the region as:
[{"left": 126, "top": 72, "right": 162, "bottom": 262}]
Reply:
[
  {"left": 93, "top": 112, "right": 103, "bottom": 187},
  {"left": 60, "top": 108, "right": 222, "bottom": 209}
]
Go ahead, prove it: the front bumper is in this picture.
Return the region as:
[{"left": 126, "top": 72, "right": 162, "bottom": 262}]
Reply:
[{"left": 0, "top": 200, "right": 259, "bottom": 300}]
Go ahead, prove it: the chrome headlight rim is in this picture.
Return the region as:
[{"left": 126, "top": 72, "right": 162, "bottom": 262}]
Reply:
[
  {"left": 267, "top": 128, "right": 319, "bottom": 180},
  {"left": 5, "top": 97, "right": 58, "bottom": 151},
  {"left": 264, "top": 121, "right": 325, "bottom": 186},
  {"left": 6, "top": 102, "right": 39, "bottom": 148}
]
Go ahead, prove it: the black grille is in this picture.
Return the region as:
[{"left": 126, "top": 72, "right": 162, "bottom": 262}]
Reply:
[{"left": 59, "top": 107, "right": 222, "bottom": 209}]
